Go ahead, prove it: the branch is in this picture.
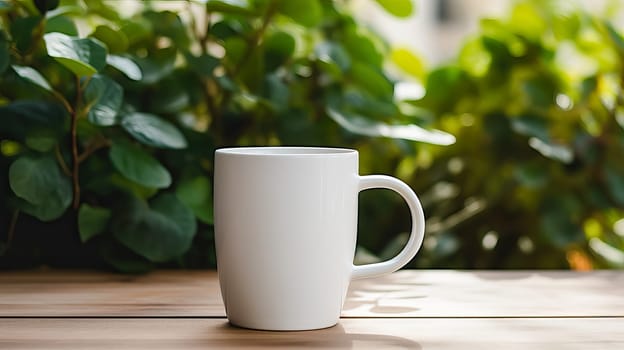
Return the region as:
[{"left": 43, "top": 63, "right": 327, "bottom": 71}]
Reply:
[
  {"left": 52, "top": 90, "right": 74, "bottom": 115},
  {"left": 214, "top": 2, "right": 277, "bottom": 145},
  {"left": 187, "top": 0, "right": 211, "bottom": 56},
  {"left": 78, "top": 137, "right": 111, "bottom": 163},
  {"left": 230, "top": 3, "right": 277, "bottom": 78},
  {"left": 70, "top": 75, "right": 82, "bottom": 210},
  {"left": 2, "top": 210, "right": 19, "bottom": 255},
  {"left": 187, "top": 0, "right": 221, "bottom": 140},
  {"left": 55, "top": 144, "right": 71, "bottom": 176}
]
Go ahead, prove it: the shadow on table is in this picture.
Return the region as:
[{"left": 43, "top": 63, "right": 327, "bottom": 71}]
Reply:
[
  {"left": 471, "top": 270, "right": 622, "bottom": 281},
  {"left": 343, "top": 277, "right": 427, "bottom": 316},
  {"left": 205, "top": 322, "right": 422, "bottom": 349}
]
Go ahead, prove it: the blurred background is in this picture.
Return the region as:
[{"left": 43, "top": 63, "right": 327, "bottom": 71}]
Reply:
[{"left": 1, "top": 0, "right": 624, "bottom": 271}]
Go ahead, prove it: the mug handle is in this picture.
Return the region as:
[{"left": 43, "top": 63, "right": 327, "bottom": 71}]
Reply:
[{"left": 352, "top": 175, "right": 426, "bottom": 280}]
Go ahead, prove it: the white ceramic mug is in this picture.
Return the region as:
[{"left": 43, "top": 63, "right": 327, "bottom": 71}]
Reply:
[{"left": 214, "top": 147, "right": 425, "bottom": 331}]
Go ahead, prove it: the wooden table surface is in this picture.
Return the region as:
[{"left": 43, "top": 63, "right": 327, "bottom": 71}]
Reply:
[{"left": 0, "top": 269, "right": 622, "bottom": 349}]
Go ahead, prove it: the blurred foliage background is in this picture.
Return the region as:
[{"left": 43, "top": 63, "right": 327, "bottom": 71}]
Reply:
[{"left": 1, "top": 0, "right": 623, "bottom": 271}]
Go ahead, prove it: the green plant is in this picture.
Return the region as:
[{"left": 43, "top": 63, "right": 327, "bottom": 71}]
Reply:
[
  {"left": 402, "top": 0, "right": 624, "bottom": 269},
  {"left": 5, "top": 0, "right": 623, "bottom": 272},
  {"left": 1, "top": 0, "right": 451, "bottom": 271}
]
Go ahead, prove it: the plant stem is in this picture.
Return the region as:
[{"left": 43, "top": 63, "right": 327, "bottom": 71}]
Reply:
[
  {"left": 2, "top": 210, "right": 19, "bottom": 254},
  {"left": 203, "top": 79, "right": 220, "bottom": 133},
  {"left": 52, "top": 90, "right": 74, "bottom": 115},
  {"left": 203, "top": 11, "right": 212, "bottom": 54},
  {"left": 55, "top": 144, "right": 71, "bottom": 176},
  {"left": 70, "top": 75, "right": 82, "bottom": 210},
  {"left": 188, "top": 2, "right": 221, "bottom": 141},
  {"left": 77, "top": 137, "right": 111, "bottom": 163},
  {"left": 187, "top": 0, "right": 211, "bottom": 56},
  {"left": 230, "top": 2, "right": 277, "bottom": 78},
  {"left": 52, "top": 88, "right": 74, "bottom": 178},
  {"left": 214, "top": 2, "right": 277, "bottom": 145}
]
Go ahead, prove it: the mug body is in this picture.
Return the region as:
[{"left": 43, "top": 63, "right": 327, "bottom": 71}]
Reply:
[{"left": 214, "top": 147, "right": 359, "bottom": 330}]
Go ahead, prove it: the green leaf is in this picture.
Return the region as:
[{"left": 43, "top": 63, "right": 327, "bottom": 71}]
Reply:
[
  {"left": 540, "top": 206, "right": 584, "bottom": 248},
  {"left": 151, "top": 194, "right": 196, "bottom": 247},
  {"left": 184, "top": 52, "right": 219, "bottom": 76},
  {"left": 9, "top": 155, "right": 56, "bottom": 205},
  {"left": 277, "top": 0, "right": 322, "bottom": 27},
  {"left": 151, "top": 86, "right": 189, "bottom": 114},
  {"left": 106, "top": 55, "right": 142, "bottom": 80},
  {"left": 204, "top": 0, "right": 253, "bottom": 15},
  {"left": 315, "top": 42, "right": 350, "bottom": 71},
  {"left": 216, "top": 75, "right": 237, "bottom": 91},
  {"left": 527, "top": 137, "right": 573, "bottom": 164},
  {"left": 513, "top": 162, "right": 548, "bottom": 188},
  {"left": 45, "top": 5, "right": 83, "bottom": 19},
  {"left": 589, "top": 238, "right": 624, "bottom": 268},
  {"left": 11, "top": 16, "right": 42, "bottom": 53},
  {"left": 133, "top": 47, "right": 176, "bottom": 84},
  {"left": 264, "top": 73, "right": 289, "bottom": 111},
  {"left": 605, "top": 166, "right": 624, "bottom": 206},
  {"left": 551, "top": 11, "right": 580, "bottom": 41},
  {"left": 99, "top": 238, "right": 154, "bottom": 273},
  {"left": 264, "top": 31, "right": 295, "bottom": 70},
  {"left": 509, "top": 2, "right": 545, "bottom": 41},
  {"left": 0, "top": 31, "right": 9, "bottom": 74},
  {"left": 391, "top": 48, "right": 424, "bottom": 79},
  {"left": 458, "top": 38, "right": 491, "bottom": 77},
  {"left": 9, "top": 155, "right": 72, "bottom": 221},
  {"left": 375, "top": 0, "right": 413, "bottom": 18},
  {"left": 109, "top": 141, "right": 172, "bottom": 189},
  {"left": 112, "top": 194, "right": 196, "bottom": 262},
  {"left": 223, "top": 37, "right": 246, "bottom": 66},
  {"left": 327, "top": 108, "right": 456, "bottom": 145},
  {"left": 12, "top": 65, "right": 53, "bottom": 91},
  {"left": 78, "top": 204, "right": 111, "bottom": 242},
  {"left": 349, "top": 62, "right": 393, "bottom": 99},
  {"left": 83, "top": 74, "right": 123, "bottom": 126},
  {"left": 45, "top": 15, "right": 78, "bottom": 35},
  {"left": 522, "top": 78, "right": 555, "bottom": 109},
  {"left": 606, "top": 22, "right": 624, "bottom": 57},
  {"left": 25, "top": 129, "right": 57, "bottom": 152},
  {"left": 44, "top": 33, "right": 107, "bottom": 76},
  {"left": 511, "top": 115, "right": 549, "bottom": 141},
  {"left": 176, "top": 176, "right": 213, "bottom": 224},
  {"left": 109, "top": 173, "right": 158, "bottom": 200},
  {"left": 143, "top": 11, "right": 190, "bottom": 48},
  {"left": 0, "top": 100, "right": 66, "bottom": 141},
  {"left": 343, "top": 30, "right": 384, "bottom": 68},
  {"left": 78, "top": 0, "right": 118, "bottom": 20},
  {"left": 211, "top": 18, "right": 251, "bottom": 40},
  {"left": 121, "top": 112, "right": 187, "bottom": 149},
  {"left": 342, "top": 89, "right": 398, "bottom": 117},
  {"left": 422, "top": 66, "right": 471, "bottom": 111},
  {"left": 176, "top": 177, "right": 210, "bottom": 208},
  {"left": 119, "top": 18, "right": 152, "bottom": 45},
  {"left": 90, "top": 25, "right": 128, "bottom": 54}
]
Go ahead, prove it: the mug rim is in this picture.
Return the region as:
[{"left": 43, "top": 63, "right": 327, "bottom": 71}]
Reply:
[{"left": 216, "top": 146, "right": 356, "bottom": 156}]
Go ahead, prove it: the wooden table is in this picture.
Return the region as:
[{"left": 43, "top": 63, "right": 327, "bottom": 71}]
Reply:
[{"left": 0, "top": 270, "right": 622, "bottom": 349}]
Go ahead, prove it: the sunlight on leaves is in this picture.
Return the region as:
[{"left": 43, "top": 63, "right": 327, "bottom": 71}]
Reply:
[{"left": 327, "top": 108, "right": 455, "bottom": 145}]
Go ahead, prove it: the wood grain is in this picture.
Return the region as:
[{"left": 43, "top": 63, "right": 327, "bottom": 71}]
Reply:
[
  {"left": 1, "top": 270, "right": 622, "bottom": 318},
  {"left": 1, "top": 318, "right": 622, "bottom": 350},
  {"left": 344, "top": 270, "right": 624, "bottom": 317},
  {"left": 0, "top": 270, "right": 223, "bottom": 317}
]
